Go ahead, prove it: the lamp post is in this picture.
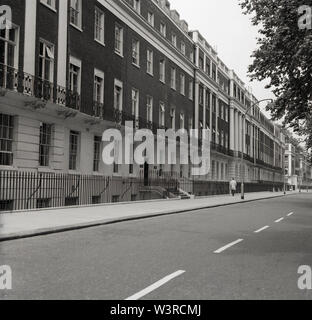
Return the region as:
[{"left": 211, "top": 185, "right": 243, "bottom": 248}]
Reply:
[
  {"left": 283, "top": 147, "right": 287, "bottom": 195},
  {"left": 241, "top": 99, "right": 274, "bottom": 200}
]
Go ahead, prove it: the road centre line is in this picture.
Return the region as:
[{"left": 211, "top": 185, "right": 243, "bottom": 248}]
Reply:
[
  {"left": 287, "top": 212, "right": 294, "bottom": 217},
  {"left": 214, "top": 239, "right": 244, "bottom": 254},
  {"left": 125, "top": 270, "right": 185, "bottom": 300},
  {"left": 275, "top": 217, "right": 285, "bottom": 223},
  {"left": 254, "top": 226, "right": 270, "bottom": 233}
]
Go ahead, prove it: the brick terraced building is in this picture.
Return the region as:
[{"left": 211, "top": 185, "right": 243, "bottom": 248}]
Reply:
[{"left": 0, "top": 0, "right": 309, "bottom": 211}]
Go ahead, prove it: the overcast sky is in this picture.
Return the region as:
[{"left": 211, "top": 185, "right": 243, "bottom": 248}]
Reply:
[{"left": 169, "top": 0, "right": 275, "bottom": 115}]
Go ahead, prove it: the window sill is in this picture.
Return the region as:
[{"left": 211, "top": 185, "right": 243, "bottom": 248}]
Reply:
[
  {"left": 0, "top": 165, "right": 16, "bottom": 171},
  {"left": 70, "top": 23, "right": 83, "bottom": 33},
  {"left": 159, "top": 79, "right": 166, "bottom": 85},
  {"left": 113, "top": 173, "right": 121, "bottom": 177},
  {"left": 40, "top": 2, "right": 57, "bottom": 13},
  {"left": 94, "top": 39, "right": 105, "bottom": 47},
  {"left": 69, "top": 170, "right": 81, "bottom": 174},
  {"left": 132, "top": 63, "right": 140, "bottom": 69},
  {"left": 147, "top": 71, "right": 154, "bottom": 77},
  {"left": 38, "top": 167, "right": 54, "bottom": 173},
  {"left": 115, "top": 51, "right": 124, "bottom": 58},
  {"left": 92, "top": 172, "right": 104, "bottom": 176}
]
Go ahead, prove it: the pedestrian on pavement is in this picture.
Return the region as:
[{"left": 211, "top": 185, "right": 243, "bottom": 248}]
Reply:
[{"left": 230, "top": 178, "right": 237, "bottom": 197}]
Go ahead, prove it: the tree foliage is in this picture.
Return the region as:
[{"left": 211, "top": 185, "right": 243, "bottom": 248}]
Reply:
[{"left": 240, "top": 0, "right": 312, "bottom": 154}]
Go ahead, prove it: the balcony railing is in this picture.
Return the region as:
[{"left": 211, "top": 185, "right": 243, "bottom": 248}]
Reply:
[
  {"left": 243, "top": 153, "right": 254, "bottom": 163},
  {"left": 210, "top": 142, "right": 233, "bottom": 157},
  {"left": 0, "top": 63, "right": 80, "bottom": 111},
  {"left": 93, "top": 101, "right": 104, "bottom": 119}
]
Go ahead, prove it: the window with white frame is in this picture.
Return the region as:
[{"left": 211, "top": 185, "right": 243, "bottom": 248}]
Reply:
[
  {"left": 199, "top": 86, "right": 204, "bottom": 105},
  {"left": 180, "top": 73, "right": 185, "bottom": 95},
  {"left": 39, "top": 122, "right": 52, "bottom": 167},
  {"left": 159, "top": 59, "right": 165, "bottom": 83},
  {"left": 225, "top": 106, "right": 228, "bottom": 122},
  {"left": 206, "top": 58, "right": 211, "bottom": 76},
  {"left": 188, "top": 118, "right": 193, "bottom": 132},
  {"left": 41, "top": 0, "right": 56, "bottom": 9},
  {"left": 180, "top": 113, "right": 185, "bottom": 129},
  {"left": 189, "top": 80, "right": 193, "bottom": 100},
  {"left": 69, "top": 130, "right": 80, "bottom": 171},
  {"left": 94, "top": 69, "right": 104, "bottom": 104},
  {"left": 147, "top": 96, "right": 153, "bottom": 123},
  {"left": 147, "top": 12, "right": 154, "bottom": 27},
  {"left": 189, "top": 50, "right": 194, "bottom": 62},
  {"left": 0, "top": 114, "right": 14, "bottom": 166},
  {"left": 0, "top": 25, "right": 19, "bottom": 68},
  {"left": 133, "top": 0, "right": 140, "bottom": 13},
  {"left": 115, "top": 24, "right": 123, "bottom": 56},
  {"left": 69, "top": 57, "right": 81, "bottom": 94},
  {"left": 95, "top": 7, "right": 105, "bottom": 44},
  {"left": 39, "top": 40, "right": 54, "bottom": 82},
  {"left": 220, "top": 103, "right": 224, "bottom": 120},
  {"left": 170, "top": 67, "right": 176, "bottom": 90},
  {"left": 225, "top": 133, "right": 229, "bottom": 148},
  {"left": 170, "top": 108, "right": 176, "bottom": 130},
  {"left": 93, "top": 136, "right": 101, "bottom": 172},
  {"left": 181, "top": 42, "right": 186, "bottom": 55},
  {"left": 70, "top": 0, "right": 82, "bottom": 28},
  {"left": 199, "top": 121, "right": 203, "bottom": 140},
  {"left": 114, "top": 80, "right": 123, "bottom": 111},
  {"left": 147, "top": 49, "right": 153, "bottom": 75},
  {"left": 171, "top": 33, "right": 177, "bottom": 47},
  {"left": 159, "top": 103, "right": 165, "bottom": 127},
  {"left": 160, "top": 22, "right": 166, "bottom": 37},
  {"left": 131, "top": 89, "right": 139, "bottom": 118},
  {"left": 132, "top": 39, "right": 140, "bottom": 66}
]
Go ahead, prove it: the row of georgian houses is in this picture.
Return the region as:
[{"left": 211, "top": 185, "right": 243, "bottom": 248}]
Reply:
[{"left": 0, "top": 0, "right": 310, "bottom": 210}]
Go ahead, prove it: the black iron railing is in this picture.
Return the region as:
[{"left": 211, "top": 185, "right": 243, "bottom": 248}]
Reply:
[
  {"left": 0, "top": 63, "right": 80, "bottom": 111},
  {"left": 0, "top": 170, "right": 292, "bottom": 212}
]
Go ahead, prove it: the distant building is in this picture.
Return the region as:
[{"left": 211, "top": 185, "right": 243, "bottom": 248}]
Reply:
[{"left": 285, "top": 139, "right": 312, "bottom": 190}]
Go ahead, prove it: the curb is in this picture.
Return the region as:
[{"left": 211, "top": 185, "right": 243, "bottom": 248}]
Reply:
[{"left": 0, "top": 193, "right": 295, "bottom": 243}]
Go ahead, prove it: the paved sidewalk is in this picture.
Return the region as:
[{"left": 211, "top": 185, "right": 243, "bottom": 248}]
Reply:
[{"left": 0, "top": 191, "right": 299, "bottom": 242}]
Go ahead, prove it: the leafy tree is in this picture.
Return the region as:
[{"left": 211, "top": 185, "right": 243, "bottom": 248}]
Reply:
[{"left": 240, "top": 0, "right": 312, "bottom": 158}]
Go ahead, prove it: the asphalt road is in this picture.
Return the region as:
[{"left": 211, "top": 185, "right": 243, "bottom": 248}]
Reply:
[{"left": 1, "top": 193, "right": 312, "bottom": 300}]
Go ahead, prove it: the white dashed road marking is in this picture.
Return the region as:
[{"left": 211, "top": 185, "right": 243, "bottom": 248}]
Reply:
[
  {"left": 254, "top": 226, "right": 270, "bottom": 234},
  {"left": 214, "top": 239, "right": 244, "bottom": 254},
  {"left": 125, "top": 270, "right": 186, "bottom": 300},
  {"left": 275, "top": 217, "right": 285, "bottom": 223}
]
